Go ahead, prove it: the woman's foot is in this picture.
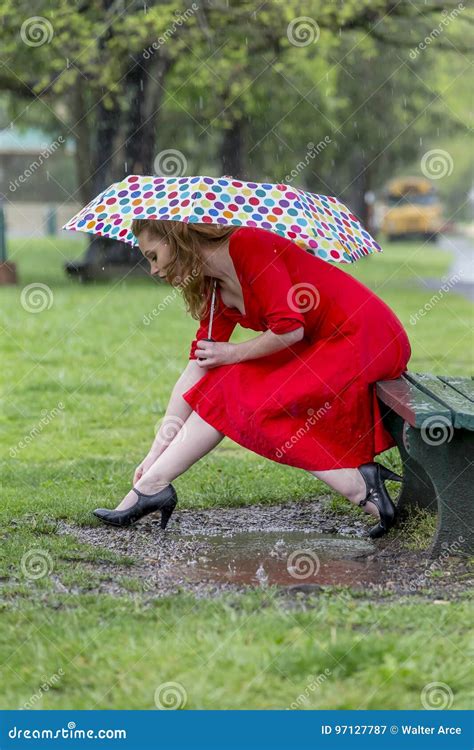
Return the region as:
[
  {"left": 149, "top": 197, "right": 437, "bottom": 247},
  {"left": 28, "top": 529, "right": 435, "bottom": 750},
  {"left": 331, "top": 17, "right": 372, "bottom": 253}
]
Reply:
[
  {"left": 348, "top": 471, "right": 380, "bottom": 518},
  {"left": 356, "top": 462, "right": 402, "bottom": 538},
  {"left": 93, "top": 484, "right": 178, "bottom": 529},
  {"left": 114, "top": 481, "right": 170, "bottom": 511}
]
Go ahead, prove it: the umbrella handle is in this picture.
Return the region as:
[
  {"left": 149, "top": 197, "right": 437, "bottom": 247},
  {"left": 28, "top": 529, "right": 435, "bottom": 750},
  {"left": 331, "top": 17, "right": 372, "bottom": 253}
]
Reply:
[{"left": 197, "top": 337, "right": 215, "bottom": 362}]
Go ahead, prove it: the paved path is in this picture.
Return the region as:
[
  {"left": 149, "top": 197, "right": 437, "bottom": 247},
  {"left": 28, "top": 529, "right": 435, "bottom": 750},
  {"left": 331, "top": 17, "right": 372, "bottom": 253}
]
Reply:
[{"left": 423, "top": 233, "right": 474, "bottom": 302}]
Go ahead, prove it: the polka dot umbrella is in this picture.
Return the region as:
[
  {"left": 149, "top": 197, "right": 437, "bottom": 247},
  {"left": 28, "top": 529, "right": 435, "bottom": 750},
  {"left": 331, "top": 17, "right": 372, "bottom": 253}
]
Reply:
[{"left": 62, "top": 175, "right": 382, "bottom": 263}]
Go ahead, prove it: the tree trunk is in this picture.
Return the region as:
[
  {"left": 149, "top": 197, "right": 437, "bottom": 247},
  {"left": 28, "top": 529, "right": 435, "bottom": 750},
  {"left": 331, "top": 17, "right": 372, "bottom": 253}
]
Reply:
[
  {"left": 65, "top": 56, "right": 172, "bottom": 280},
  {"left": 219, "top": 118, "right": 245, "bottom": 178},
  {"left": 70, "top": 79, "right": 94, "bottom": 206},
  {"left": 124, "top": 55, "right": 173, "bottom": 174},
  {"left": 342, "top": 151, "right": 372, "bottom": 229}
]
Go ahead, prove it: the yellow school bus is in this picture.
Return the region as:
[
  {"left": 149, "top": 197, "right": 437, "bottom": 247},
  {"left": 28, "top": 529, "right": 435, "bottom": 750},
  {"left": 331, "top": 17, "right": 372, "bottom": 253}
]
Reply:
[{"left": 381, "top": 177, "right": 444, "bottom": 241}]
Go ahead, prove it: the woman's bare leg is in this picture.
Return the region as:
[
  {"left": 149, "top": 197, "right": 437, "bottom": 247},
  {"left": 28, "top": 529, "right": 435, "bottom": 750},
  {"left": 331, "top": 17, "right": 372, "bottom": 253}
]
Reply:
[
  {"left": 115, "top": 411, "right": 224, "bottom": 510},
  {"left": 309, "top": 468, "right": 380, "bottom": 519}
]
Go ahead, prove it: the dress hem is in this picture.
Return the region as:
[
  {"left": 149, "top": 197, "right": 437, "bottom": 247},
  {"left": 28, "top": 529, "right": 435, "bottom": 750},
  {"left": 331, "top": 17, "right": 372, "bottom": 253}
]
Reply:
[{"left": 182, "top": 389, "right": 394, "bottom": 472}]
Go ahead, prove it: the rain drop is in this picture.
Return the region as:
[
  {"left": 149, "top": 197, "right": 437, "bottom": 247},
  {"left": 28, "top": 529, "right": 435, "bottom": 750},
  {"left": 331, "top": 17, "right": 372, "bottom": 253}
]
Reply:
[
  {"left": 255, "top": 563, "right": 268, "bottom": 586},
  {"left": 227, "top": 562, "right": 236, "bottom": 577}
]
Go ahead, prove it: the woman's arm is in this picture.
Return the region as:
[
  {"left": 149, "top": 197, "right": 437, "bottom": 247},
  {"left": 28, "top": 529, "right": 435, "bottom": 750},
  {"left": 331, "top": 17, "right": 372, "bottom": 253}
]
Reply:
[{"left": 195, "top": 326, "right": 304, "bottom": 368}]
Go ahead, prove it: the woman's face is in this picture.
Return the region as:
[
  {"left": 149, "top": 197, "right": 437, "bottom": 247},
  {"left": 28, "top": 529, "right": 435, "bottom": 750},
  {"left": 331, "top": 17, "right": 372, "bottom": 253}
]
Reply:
[{"left": 138, "top": 227, "right": 174, "bottom": 280}]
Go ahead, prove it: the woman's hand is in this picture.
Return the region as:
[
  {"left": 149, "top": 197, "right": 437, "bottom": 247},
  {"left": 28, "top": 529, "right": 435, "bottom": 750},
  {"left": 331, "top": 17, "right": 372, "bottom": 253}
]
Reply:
[
  {"left": 195, "top": 328, "right": 304, "bottom": 368},
  {"left": 195, "top": 340, "right": 239, "bottom": 368},
  {"left": 133, "top": 451, "right": 160, "bottom": 485}
]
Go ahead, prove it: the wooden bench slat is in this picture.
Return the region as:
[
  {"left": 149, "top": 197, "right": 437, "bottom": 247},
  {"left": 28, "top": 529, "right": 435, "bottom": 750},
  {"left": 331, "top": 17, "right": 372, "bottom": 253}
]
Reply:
[
  {"left": 438, "top": 375, "right": 474, "bottom": 403},
  {"left": 405, "top": 372, "right": 474, "bottom": 430},
  {"left": 376, "top": 376, "right": 452, "bottom": 428}
]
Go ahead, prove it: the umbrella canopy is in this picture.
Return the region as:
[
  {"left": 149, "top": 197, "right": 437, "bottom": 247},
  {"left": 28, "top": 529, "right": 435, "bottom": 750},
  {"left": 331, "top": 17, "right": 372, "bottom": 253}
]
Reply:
[{"left": 63, "top": 175, "right": 382, "bottom": 263}]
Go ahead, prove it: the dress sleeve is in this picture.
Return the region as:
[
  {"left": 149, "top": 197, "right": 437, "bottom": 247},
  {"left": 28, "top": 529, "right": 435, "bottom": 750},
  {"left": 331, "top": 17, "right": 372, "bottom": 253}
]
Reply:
[
  {"left": 238, "top": 229, "right": 306, "bottom": 335},
  {"left": 189, "top": 294, "right": 237, "bottom": 360}
]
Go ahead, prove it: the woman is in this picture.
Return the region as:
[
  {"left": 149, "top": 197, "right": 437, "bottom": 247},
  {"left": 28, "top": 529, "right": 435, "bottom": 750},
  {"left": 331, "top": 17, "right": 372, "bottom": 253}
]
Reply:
[{"left": 94, "top": 221, "right": 412, "bottom": 537}]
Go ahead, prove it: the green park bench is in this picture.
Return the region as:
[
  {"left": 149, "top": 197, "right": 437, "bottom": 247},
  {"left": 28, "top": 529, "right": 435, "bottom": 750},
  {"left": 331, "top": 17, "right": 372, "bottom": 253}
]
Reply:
[{"left": 376, "top": 372, "right": 473, "bottom": 558}]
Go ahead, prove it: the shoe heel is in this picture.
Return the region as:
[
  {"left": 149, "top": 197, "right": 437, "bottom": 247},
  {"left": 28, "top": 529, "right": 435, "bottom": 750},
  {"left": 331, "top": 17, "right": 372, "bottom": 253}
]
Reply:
[
  {"left": 160, "top": 500, "right": 176, "bottom": 530},
  {"left": 380, "top": 465, "right": 403, "bottom": 483}
]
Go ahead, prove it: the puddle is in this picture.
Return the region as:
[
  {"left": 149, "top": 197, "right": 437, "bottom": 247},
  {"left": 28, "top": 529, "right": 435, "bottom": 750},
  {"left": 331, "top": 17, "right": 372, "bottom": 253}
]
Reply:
[
  {"left": 51, "top": 499, "right": 473, "bottom": 600},
  {"left": 171, "top": 530, "right": 379, "bottom": 588},
  {"left": 53, "top": 499, "right": 471, "bottom": 600}
]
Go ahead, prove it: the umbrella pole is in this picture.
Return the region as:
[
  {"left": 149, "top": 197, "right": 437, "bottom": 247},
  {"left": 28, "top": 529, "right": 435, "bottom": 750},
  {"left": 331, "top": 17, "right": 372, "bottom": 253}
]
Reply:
[
  {"left": 207, "top": 279, "right": 217, "bottom": 340},
  {"left": 197, "top": 279, "right": 217, "bottom": 362}
]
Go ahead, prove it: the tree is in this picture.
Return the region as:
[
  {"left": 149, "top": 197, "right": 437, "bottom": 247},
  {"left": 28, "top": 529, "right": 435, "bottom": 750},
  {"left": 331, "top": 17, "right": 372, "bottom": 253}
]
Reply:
[{"left": 1, "top": 0, "right": 471, "bottom": 275}]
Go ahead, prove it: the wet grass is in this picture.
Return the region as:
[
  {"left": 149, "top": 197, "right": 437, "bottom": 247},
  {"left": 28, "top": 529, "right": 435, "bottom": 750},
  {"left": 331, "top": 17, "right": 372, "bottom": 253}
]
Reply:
[
  {"left": 0, "top": 591, "right": 471, "bottom": 709},
  {"left": 398, "top": 508, "right": 438, "bottom": 551},
  {"left": 1, "top": 234, "right": 472, "bottom": 709}
]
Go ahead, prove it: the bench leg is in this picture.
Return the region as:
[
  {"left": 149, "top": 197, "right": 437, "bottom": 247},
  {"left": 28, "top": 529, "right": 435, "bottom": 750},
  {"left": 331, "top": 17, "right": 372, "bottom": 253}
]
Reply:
[
  {"left": 379, "top": 406, "right": 437, "bottom": 516},
  {"left": 404, "top": 425, "right": 474, "bottom": 558}
]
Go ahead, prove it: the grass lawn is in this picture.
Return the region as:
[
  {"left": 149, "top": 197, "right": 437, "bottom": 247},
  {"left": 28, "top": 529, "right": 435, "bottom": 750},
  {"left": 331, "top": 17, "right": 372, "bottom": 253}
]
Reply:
[{"left": 0, "top": 234, "right": 472, "bottom": 709}]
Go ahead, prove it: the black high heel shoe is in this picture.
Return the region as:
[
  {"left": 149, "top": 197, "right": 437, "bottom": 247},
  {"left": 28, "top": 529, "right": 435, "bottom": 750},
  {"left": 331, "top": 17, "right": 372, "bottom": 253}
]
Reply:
[
  {"left": 357, "top": 462, "right": 402, "bottom": 539},
  {"left": 93, "top": 484, "right": 177, "bottom": 529}
]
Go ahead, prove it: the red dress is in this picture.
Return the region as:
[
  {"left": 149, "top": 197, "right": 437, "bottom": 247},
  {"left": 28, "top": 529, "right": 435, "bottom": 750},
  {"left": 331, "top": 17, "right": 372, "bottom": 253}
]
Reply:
[{"left": 182, "top": 226, "right": 412, "bottom": 471}]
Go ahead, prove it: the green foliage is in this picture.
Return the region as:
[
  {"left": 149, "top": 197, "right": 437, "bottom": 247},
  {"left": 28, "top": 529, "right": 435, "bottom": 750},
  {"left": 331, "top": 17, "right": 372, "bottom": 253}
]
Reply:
[{"left": 0, "top": 0, "right": 471, "bottom": 204}]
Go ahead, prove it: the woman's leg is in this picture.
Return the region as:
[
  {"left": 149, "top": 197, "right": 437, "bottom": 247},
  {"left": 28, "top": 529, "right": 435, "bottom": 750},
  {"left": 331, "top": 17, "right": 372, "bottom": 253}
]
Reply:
[
  {"left": 309, "top": 468, "right": 380, "bottom": 518},
  {"left": 115, "top": 411, "right": 224, "bottom": 510}
]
